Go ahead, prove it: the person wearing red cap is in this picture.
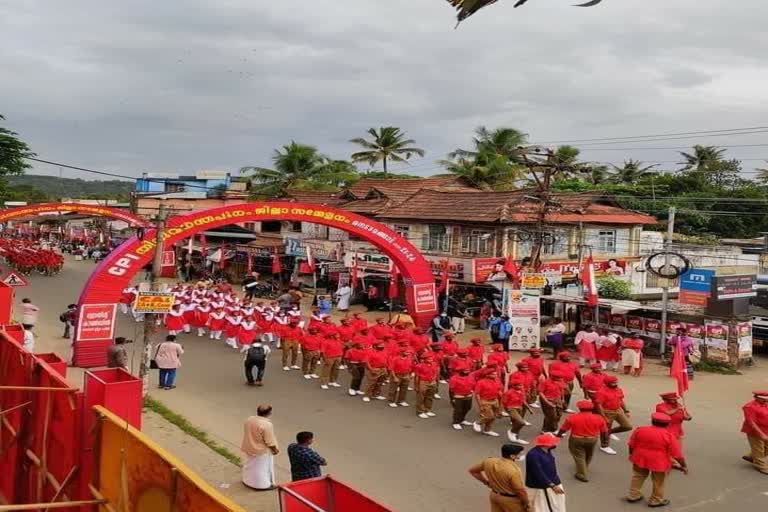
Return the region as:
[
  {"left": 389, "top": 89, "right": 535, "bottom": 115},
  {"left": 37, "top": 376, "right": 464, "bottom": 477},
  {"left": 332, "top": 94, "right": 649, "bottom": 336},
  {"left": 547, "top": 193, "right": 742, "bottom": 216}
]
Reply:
[
  {"left": 300, "top": 327, "right": 323, "bottom": 379},
  {"left": 549, "top": 352, "right": 582, "bottom": 413},
  {"left": 556, "top": 400, "right": 608, "bottom": 482},
  {"left": 387, "top": 347, "right": 414, "bottom": 407},
  {"left": 281, "top": 320, "right": 303, "bottom": 371},
  {"left": 525, "top": 433, "right": 566, "bottom": 512},
  {"left": 449, "top": 348, "right": 473, "bottom": 376},
  {"left": 370, "top": 317, "right": 392, "bottom": 339},
  {"left": 345, "top": 342, "right": 368, "bottom": 396},
  {"left": 581, "top": 363, "right": 607, "bottom": 399},
  {"left": 449, "top": 368, "right": 476, "bottom": 430},
  {"left": 408, "top": 327, "right": 430, "bottom": 353},
  {"left": 362, "top": 343, "right": 389, "bottom": 402},
  {"left": 319, "top": 333, "right": 344, "bottom": 390},
  {"left": 414, "top": 353, "right": 439, "bottom": 419},
  {"left": 501, "top": 381, "right": 531, "bottom": 445},
  {"left": 539, "top": 372, "right": 565, "bottom": 433},
  {"left": 521, "top": 347, "right": 547, "bottom": 380},
  {"left": 655, "top": 392, "right": 692, "bottom": 442},
  {"left": 594, "top": 375, "right": 632, "bottom": 455},
  {"left": 474, "top": 369, "right": 503, "bottom": 436},
  {"left": 626, "top": 412, "right": 687, "bottom": 507},
  {"left": 740, "top": 390, "right": 768, "bottom": 474},
  {"left": 467, "top": 338, "right": 485, "bottom": 370}
]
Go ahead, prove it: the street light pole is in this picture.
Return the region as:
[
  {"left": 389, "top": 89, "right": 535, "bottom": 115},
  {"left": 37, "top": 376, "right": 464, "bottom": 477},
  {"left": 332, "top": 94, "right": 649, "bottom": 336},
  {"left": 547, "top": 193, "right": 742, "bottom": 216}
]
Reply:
[
  {"left": 659, "top": 206, "right": 676, "bottom": 358},
  {"left": 139, "top": 203, "right": 168, "bottom": 396}
]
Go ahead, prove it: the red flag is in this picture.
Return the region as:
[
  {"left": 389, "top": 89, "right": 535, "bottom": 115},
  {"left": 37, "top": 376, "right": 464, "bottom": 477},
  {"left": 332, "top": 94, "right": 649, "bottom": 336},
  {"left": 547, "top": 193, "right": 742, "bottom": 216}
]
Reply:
[
  {"left": 305, "top": 245, "right": 316, "bottom": 272},
  {"left": 246, "top": 250, "right": 253, "bottom": 273},
  {"left": 582, "top": 256, "right": 599, "bottom": 306},
  {"left": 350, "top": 252, "right": 359, "bottom": 289},
  {"left": 388, "top": 267, "right": 399, "bottom": 299},
  {"left": 271, "top": 253, "right": 282, "bottom": 274},
  {"left": 200, "top": 234, "right": 207, "bottom": 257},
  {"left": 220, "top": 243, "right": 227, "bottom": 270},
  {"left": 670, "top": 341, "right": 690, "bottom": 396},
  {"left": 503, "top": 257, "right": 521, "bottom": 288},
  {"left": 436, "top": 259, "right": 450, "bottom": 294}
]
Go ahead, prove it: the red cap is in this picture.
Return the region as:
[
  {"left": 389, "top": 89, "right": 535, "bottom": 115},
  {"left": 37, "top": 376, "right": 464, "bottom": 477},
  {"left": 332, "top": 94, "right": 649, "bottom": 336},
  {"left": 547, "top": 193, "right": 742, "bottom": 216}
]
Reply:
[
  {"left": 659, "top": 392, "right": 680, "bottom": 400},
  {"left": 651, "top": 412, "right": 672, "bottom": 423},
  {"left": 753, "top": 390, "right": 768, "bottom": 398},
  {"left": 515, "top": 361, "right": 528, "bottom": 369},
  {"left": 589, "top": 362, "right": 602, "bottom": 370},
  {"left": 470, "top": 337, "right": 482, "bottom": 344},
  {"left": 493, "top": 344, "right": 504, "bottom": 351},
  {"left": 604, "top": 375, "right": 619, "bottom": 384},
  {"left": 529, "top": 347, "right": 541, "bottom": 353},
  {"left": 534, "top": 433, "right": 560, "bottom": 447},
  {"left": 558, "top": 352, "right": 571, "bottom": 360},
  {"left": 576, "top": 400, "right": 594, "bottom": 410},
  {"left": 457, "top": 348, "right": 469, "bottom": 355}
]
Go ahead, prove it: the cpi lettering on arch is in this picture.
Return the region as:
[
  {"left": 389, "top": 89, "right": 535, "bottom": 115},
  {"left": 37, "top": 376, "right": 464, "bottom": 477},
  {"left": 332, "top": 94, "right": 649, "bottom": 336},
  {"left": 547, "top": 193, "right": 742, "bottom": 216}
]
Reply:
[
  {"left": 0, "top": 202, "right": 150, "bottom": 227},
  {"left": 76, "top": 202, "right": 437, "bottom": 367}
]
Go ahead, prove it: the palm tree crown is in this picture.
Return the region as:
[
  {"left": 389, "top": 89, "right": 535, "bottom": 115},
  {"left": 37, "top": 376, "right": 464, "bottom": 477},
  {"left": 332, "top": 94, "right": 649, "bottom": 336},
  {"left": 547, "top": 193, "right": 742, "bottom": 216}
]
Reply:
[
  {"left": 679, "top": 145, "right": 726, "bottom": 172},
  {"left": 350, "top": 127, "right": 425, "bottom": 176},
  {"left": 610, "top": 159, "right": 658, "bottom": 184}
]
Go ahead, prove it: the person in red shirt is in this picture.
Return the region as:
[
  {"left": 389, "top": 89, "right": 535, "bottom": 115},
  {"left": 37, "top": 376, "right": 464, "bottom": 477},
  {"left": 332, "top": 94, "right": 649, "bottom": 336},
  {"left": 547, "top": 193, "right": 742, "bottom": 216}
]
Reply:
[
  {"left": 521, "top": 347, "right": 547, "bottom": 380},
  {"left": 473, "top": 369, "right": 503, "bottom": 437},
  {"left": 581, "top": 363, "right": 607, "bottom": 399},
  {"left": 300, "top": 327, "right": 323, "bottom": 379},
  {"left": 467, "top": 337, "right": 485, "bottom": 370},
  {"left": 539, "top": 372, "right": 565, "bottom": 433},
  {"left": 281, "top": 320, "right": 303, "bottom": 371},
  {"left": 318, "top": 316, "right": 338, "bottom": 337},
  {"left": 556, "top": 400, "right": 609, "bottom": 482},
  {"left": 345, "top": 342, "right": 368, "bottom": 396},
  {"left": 408, "top": 327, "right": 430, "bottom": 354},
  {"left": 352, "top": 328, "right": 376, "bottom": 349},
  {"left": 362, "top": 343, "right": 389, "bottom": 402},
  {"left": 486, "top": 344, "right": 509, "bottom": 377},
  {"left": 350, "top": 312, "right": 368, "bottom": 332},
  {"left": 319, "top": 333, "right": 344, "bottom": 389},
  {"left": 370, "top": 318, "right": 392, "bottom": 339},
  {"left": 439, "top": 334, "right": 459, "bottom": 383},
  {"left": 594, "top": 375, "right": 632, "bottom": 455},
  {"left": 413, "top": 353, "right": 440, "bottom": 418},
  {"left": 549, "top": 351, "right": 582, "bottom": 413},
  {"left": 387, "top": 348, "right": 414, "bottom": 407},
  {"left": 655, "top": 392, "right": 692, "bottom": 442},
  {"left": 449, "top": 368, "right": 475, "bottom": 430},
  {"left": 337, "top": 318, "right": 356, "bottom": 343},
  {"left": 626, "top": 413, "right": 687, "bottom": 507},
  {"left": 449, "top": 348, "right": 472, "bottom": 376},
  {"left": 501, "top": 381, "right": 531, "bottom": 444},
  {"left": 741, "top": 390, "right": 768, "bottom": 474}
]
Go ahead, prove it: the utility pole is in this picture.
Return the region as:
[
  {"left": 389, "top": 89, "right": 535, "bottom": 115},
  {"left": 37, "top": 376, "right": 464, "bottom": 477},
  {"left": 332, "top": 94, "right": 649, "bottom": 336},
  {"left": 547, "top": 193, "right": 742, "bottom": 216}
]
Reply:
[
  {"left": 659, "top": 206, "right": 676, "bottom": 358},
  {"left": 139, "top": 203, "right": 168, "bottom": 396}
]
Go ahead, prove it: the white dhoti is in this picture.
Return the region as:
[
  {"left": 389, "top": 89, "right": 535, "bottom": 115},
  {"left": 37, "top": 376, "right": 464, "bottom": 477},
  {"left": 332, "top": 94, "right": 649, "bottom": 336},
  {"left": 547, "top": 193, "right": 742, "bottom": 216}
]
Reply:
[
  {"left": 621, "top": 350, "right": 641, "bottom": 369},
  {"left": 242, "top": 453, "right": 275, "bottom": 490},
  {"left": 529, "top": 487, "right": 566, "bottom": 512}
]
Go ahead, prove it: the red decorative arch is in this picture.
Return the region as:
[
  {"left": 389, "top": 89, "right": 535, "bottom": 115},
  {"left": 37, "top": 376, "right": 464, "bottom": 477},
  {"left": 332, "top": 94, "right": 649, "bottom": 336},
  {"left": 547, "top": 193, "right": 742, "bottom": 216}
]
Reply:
[
  {"left": 0, "top": 202, "right": 150, "bottom": 227},
  {"left": 73, "top": 202, "right": 438, "bottom": 367}
]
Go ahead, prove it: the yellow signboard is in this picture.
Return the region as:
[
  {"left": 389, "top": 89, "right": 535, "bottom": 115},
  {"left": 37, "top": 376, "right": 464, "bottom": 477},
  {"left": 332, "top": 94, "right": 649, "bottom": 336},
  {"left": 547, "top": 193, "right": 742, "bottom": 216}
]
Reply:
[
  {"left": 521, "top": 273, "right": 548, "bottom": 289},
  {"left": 133, "top": 292, "right": 176, "bottom": 314}
]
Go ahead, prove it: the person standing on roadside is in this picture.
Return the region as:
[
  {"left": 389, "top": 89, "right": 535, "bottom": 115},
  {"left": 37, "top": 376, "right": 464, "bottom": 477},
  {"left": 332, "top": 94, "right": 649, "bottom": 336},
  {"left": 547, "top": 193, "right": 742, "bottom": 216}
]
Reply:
[
  {"left": 155, "top": 334, "right": 184, "bottom": 390},
  {"left": 21, "top": 298, "right": 40, "bottom": 328},
  {"left": 525, "top": 434, "right": 566, "bottom": 512},
  {"left": 241, "top": 405, "right": 279, "bottom": 490},
  {"left": 468, "top": 444, "right": 530, "bottom": 512},
  {"left": 288, "top": 431, "right": 327, "bottom": 482},
  {"left": 107, "top": 337, "right": 129, "bottom": 370},
  {"left": 61, "top": 303, "right": 77, "bottom": 339}
]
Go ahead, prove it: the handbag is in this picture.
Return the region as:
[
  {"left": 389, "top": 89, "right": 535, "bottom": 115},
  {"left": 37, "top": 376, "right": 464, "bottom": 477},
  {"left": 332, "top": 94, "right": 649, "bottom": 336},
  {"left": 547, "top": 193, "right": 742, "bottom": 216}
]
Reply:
[{"left": 149, "top": 343, "right": 163, "bottom": 369}]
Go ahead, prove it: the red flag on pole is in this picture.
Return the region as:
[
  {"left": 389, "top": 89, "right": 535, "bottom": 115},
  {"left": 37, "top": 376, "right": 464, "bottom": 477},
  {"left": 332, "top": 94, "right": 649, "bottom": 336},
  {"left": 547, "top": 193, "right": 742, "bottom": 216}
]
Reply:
[
  {"left": 503, "top": 257, "right": 520, "bottom": 288},
  {"left": 350, "top": 252, "right": 359, "bottom": 289},
  {"left": 670, "top": 341, "right": 690, "bottom": 396},
  {"left": 305, "top": 245, "right": 316, "bottom": 272},
  {"left": 582, "top": 256, "right": 599, "bottom": 306},
  {"left": 436, "top": 259, "right": 450, "bottom": 294},
  {"left": 246, "top": 249, "right": 253, "bottom": 273},
  {"left": 220, "top": 243, "right": 227, "bottom": 270},
  {"left": 200, "top": 234, "right": 207, "bottom": 256},
  {"left": 271, "top": 253, "right": 282, "bottom": 274},
  {"left": 388, "top": 266, "right": 399, "bottom": 299}
]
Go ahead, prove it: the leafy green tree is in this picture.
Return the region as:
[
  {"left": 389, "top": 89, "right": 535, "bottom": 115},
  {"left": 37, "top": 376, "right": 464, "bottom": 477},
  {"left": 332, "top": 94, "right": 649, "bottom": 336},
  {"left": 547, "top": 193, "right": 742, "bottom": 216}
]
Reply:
[
  {"left": 596, "top": 276, "right": 633, "bottom": 300},
  {"left": 609, "top": 159, "right": 658, "bottom": 184},
  {"left": 756, "top": 162, "right": 768, "bottom": 185},
  {"left": 450, "top": 126, "right": 528, "bottom": 163},
  {"left": 350, "top": 127, "right": 425, "bottom": 176},
  {"left": 440, "top": 147, "right": 523, "bottom": 190},
  {"left": 679, "top": 145, "right": 726, "bottom": 172},
  {"left": 0, "top": 114, "right": 34, "bottom": 176},
  {"left": 242, "top": 142, "right": 359, "bottom": 196}
]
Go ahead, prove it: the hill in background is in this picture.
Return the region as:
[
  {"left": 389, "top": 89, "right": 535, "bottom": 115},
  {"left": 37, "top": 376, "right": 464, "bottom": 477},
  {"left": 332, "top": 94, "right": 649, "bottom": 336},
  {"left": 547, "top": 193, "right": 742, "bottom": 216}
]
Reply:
[{"left": 5, "top": 175, "right": 134, "bottom": 201}]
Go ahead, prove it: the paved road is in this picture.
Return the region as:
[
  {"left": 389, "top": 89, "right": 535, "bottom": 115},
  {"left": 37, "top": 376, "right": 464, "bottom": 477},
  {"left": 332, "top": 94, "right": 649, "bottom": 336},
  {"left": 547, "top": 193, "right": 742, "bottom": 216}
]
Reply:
[{"left": 21, "top": 259, "right": 768, "bottom": 512}]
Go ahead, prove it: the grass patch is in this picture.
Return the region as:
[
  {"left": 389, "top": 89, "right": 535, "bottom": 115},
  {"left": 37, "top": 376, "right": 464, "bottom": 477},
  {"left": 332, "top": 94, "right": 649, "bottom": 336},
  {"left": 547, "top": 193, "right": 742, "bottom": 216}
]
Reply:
[
  {"left": 144, "top": 396, "right": 242, "bottom": 467},
  {"left": 692, "top": 360, "right": 741, "bottom": 375}
]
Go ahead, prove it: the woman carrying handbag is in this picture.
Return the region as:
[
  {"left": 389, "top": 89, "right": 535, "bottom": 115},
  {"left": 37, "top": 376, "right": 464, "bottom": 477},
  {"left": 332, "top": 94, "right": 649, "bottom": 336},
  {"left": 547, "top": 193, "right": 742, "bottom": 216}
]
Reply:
[{"left": 154, "top": 334, "right": 185, "bottom": 390}]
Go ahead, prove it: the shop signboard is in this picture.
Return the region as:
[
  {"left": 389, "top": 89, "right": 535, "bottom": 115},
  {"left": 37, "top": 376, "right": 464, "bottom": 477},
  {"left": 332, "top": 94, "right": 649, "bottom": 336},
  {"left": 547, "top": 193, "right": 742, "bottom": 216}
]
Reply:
[
  {"left": 473, "top": 257, "right": 502, "bottom": 284},
  {"left": 507, "top": 290, "right": 540, "bottom": 351},
  {"left": 685, "top": 323, "right": 705, "bottom": 349},
  {"left": 343, "top": 251, "right": 393, "bottom": 273},
  {"left": 425, "top": 257, "right": 468, "bottom": 281},
  {"left": 645, "top": 318, "right": 662, "bottom": 339},
  {"left": 713, "top": 275, "right": 757, "bottom": 300},
  {"left": 521, "top": 273, "right": 548, "bottom": 290},
  {"left": 736, "top": 321, "right": 753, "bottom": 359},
  {"left": 539, "top": 259, "right": 628, "bottom": 279},
  {"left": 133, "top": 292, "right": 176, "bottom": 314},
  {"left": 626, "top": 316, "right": 644, "bottom": 332},
  {"left": 77, "top": 304, "right": 117, "bottom": 341},
  {"left": 610, "top": 313, "right": 627, "bottom": 330},
  {"left": 679, "top": 268, "right": 714, "bottom": 305},
  {"left": 704, "top": 321, "right": 730, "bottom": 362}
]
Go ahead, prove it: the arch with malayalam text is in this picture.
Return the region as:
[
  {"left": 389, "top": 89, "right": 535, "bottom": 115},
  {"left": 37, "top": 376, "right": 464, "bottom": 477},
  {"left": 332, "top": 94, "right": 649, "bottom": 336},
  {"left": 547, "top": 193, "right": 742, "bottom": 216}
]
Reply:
[
  {"left": 0, "top": 202, "right": 150, "bottom": 227},
  {"left": 73, "top": 202, "right": 439, "bottom": 367}
]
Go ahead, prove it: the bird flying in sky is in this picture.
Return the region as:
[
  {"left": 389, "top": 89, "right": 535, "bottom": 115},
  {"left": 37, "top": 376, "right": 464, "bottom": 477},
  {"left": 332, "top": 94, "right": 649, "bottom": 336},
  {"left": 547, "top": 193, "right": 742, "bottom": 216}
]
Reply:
[{"left": 447, "top": 0, "right": 604, "bottom": 26}]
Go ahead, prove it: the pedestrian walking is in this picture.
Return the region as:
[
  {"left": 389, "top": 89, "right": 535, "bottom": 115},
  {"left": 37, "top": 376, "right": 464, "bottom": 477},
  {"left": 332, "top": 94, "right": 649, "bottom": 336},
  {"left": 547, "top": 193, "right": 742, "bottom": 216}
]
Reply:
[
  {"left": 60, "top": 303, "right": 77, "bottom": 338},
  {"left": 319, "top": 333, "right": 344, "bottom": 390},
  {"left": 556, "top": 400, "right": 608, "bottom": 482},
  {"left": 546, "top": 318, "right": 566, "bottom": 358},
  {"left": 525, "top": 433, "right": 566, "bottom": 512},
  {"left": 449, "top": 368, "right": 476, "bottom": 430},
  {"left": 107, "top": 336, "right": 130, "bottom": 370},
  {"left": 473, "top": 368, "right": 503, "bottom": 437},
  {"left": 468, "top": 444, "right": 530, "bottom": 512},
  {"left": 155, "top": 334, "right": 184, "bottom": 390},
  {"left": 654, "top": 392, "right": 692, "bottom": 443},
  {"left": 539, "top": 372, "right": 565, "bottom": 434},
  {"left": 740, "top": 390, "right": 768, "bottom": 475},
  {"left": 501, "top": 381, "right": 531, "bottom": 445},
  {"left": 288, "top": 431, "right": 327, "bottom": 481},
  {"left": 21, "top": 324, "right": 35, "bottom": 352},
  {"left": 362, "top": 343, "right": 389, "bottom": 402},
  {"left": 300, "top": 327, "right": 322, "bottom": 380},
  {"left": 549, "top": 352, "right": 581, "bottom": 413},
  {"left": 334, "top": 283, "right": 352, "bottom": 312},
  {"left": 241, "top": 405, "right": 279, "bottom": 490},
  {"left": 387, "top": 347, "right": 413, "bottom": 407},
  {"left": 626, "top": 413, "right": 688, "bottom": 507},
  {"left": 21, "top": 298, "right": 40, "bottom": 327},
  {"left": 281, "top": 320, "right": 302, "bottom": 371},
  {"left": 244, "top": 338, "right": 271, "bottom": 386},
  {"left": 594, "top": 375, "right": 633, "bottom": 455},
  {"left": 414, "top": 352, "right": 439, "bottom": 419}
]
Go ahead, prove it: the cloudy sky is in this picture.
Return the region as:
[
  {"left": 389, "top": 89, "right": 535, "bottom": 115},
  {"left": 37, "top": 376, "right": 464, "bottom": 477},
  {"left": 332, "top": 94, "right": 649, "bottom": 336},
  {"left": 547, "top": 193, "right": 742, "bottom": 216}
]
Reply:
[{"left": 2, "top": 0, "right": 768, "bottom": 181}]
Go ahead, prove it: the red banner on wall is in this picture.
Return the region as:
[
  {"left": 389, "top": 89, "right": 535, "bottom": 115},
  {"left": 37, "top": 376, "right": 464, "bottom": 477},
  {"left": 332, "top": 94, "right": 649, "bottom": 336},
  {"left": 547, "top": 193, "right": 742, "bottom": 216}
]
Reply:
[
  {"left": 77, "top": 304, "right": 117, "bottom": 341},
  {"left": 413, "top": 283, "right": 437, "bottom": 314},
  {"left": 626, "top": 316, "right": 644, "bottom": 331}
]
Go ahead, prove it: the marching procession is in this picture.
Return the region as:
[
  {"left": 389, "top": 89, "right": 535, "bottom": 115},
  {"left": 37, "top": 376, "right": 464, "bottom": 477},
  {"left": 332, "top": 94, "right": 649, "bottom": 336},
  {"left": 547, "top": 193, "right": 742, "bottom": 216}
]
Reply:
[{"left": 117, "top": 277, "right": 768, "bottom": 511}]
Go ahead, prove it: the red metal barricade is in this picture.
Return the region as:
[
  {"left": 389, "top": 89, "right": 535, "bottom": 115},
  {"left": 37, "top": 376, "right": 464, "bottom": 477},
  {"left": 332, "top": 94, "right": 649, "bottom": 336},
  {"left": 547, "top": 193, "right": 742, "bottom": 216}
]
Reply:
[
  {"left": 83, "top": 368, "right": 142, "bottom": 430},
  {"left": 35, "top": 352, "right": 68, "bottom": 378},
  {"left": 278, "top": 476, "right": 392, "bottom": 512}
]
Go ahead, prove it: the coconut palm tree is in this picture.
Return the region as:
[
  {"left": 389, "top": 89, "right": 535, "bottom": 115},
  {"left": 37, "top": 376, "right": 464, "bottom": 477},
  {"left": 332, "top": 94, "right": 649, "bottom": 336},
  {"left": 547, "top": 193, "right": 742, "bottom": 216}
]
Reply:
[
  {"left": 440, "top": 147, "right": 523, "bottom": 190},
  {"left": 679, "top": 145, "right": 726, "bottom": 172},
  {"left": 450, "top": 126, "right": 528, "bottom": 163},
  {"left": 350, "top": 127, "right": 425, "bottom": 176},
  {"left": 609, "top": 159, "right": 658, "bottom": 184},
  {"left": 241, "top": 142, "right": 359, "bottom": 196}
]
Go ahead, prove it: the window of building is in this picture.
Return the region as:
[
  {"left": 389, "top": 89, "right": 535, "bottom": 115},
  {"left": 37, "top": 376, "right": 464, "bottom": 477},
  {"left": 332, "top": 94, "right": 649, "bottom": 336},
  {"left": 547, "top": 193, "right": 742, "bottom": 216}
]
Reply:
[
  {"left": 543, "top": 229, "right": 569, "bottom": 255},
  {"left": 422, "top": 224, "right": 450, "bottom": 252},
  {"left": 243, "top": 222, "right": 256, "bottom": 232},
  {"left": 291, "top": 221, "right": 302, "bottom": 232},
  {"left": 596, "top": 230, "right": 617, "bottom": 253},
  {"left": 460, "top": 229, "right": 492, "bottom": 254},
  {"left": 393, "top": 224, "right": 410, "bottom": 238},
  {"left": 164, "top": 182, "right": 185, "bottom": 193},
  {"left": 261, "top": 221, "right": 281, "bottom": 233}
]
